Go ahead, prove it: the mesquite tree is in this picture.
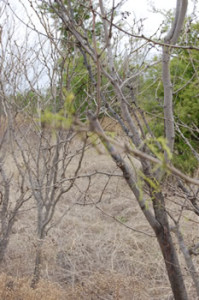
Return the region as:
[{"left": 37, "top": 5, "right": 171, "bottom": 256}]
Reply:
[
  {"left": 2, "top": 0, "right": 199, "bottom": 298},
  {"left": 35, "top": 0, "right": 199, "bottom": 299},
  {"left": 0, "top": 2, "right": 87, "bottom": 287},
  {"left": 0, "top": 6, "right": 33, "bottom": 265}
]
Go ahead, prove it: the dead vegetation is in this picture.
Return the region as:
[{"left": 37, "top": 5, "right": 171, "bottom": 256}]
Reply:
[{"left": 0, "top": 119, "right": 197, "bottom": 299}]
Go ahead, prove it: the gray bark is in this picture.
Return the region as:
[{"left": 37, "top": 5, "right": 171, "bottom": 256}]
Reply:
[
  {"left": 88, "top": 112, "right": 188, "bottom": 300},
  {"left": 162, "top": 0, "right": 188, "bottom": 153},
  {"left": 174, "top": 227, "right": 199, "bottom": 297},
  {"left": 31, "top": 235, "right": 44, "bottom": 289},
  {"left": 152, "top": 191, "right": 188, "bottom": 300}
]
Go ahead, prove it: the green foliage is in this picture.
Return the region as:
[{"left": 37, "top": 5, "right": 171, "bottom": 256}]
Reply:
[
  {"left": 62, "top": 56, "right": 91, "bottom": 118},
  {"left": 105, "top": 131, "right": 117, "bottom": 139},
  {"left": 14, "top": 90, "right": 39, "bottom": 113},
  {"left": 146, "top": 136, "right": 172, "bottom": 162},
  {"left": 139, "top": 21, "right": 199, "bottom": 174},
  {"left": 38, "top": 0, "right": 117, "bottom": 120},
  {"left": 136, "top": 137, "right": 173, "bottom": 205},
  {"left": 116, "top": 216, "right": 128, "bottom": 223},
  {"left": 40, "top": 92, "right": 75, "bottom": 129},
  {"left": 173, "top": 141, "right": 198, "bottom": 174},
  {"left": 139, "top": 171, "right": 160, "bottom": 193}
]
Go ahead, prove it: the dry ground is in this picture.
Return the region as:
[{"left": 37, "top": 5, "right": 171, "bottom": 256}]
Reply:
[{"left": 0, "top": 117, "right": 198, "bottom": 299}]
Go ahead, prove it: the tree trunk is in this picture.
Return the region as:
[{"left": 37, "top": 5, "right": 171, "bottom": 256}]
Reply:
[
  {"left": 162, "top": 45, "right": 175, "bottom": 153},
  {"left": 156, "top": 228, "right": 188, "bottom": 300},
  {"left": 31, "top": 238, "right": 44, "bottom": 289},
  {"left": 162, "top": 0, "right": 188, "bottom": 154},
  {"left": 0, "top": 237, "right": 9, "bottom": 264},
  {"left": 88, "top": 113, "right": 188, "bottom": 300},
  {"left": 153, "top": 192, "right": 188, "bottom": 300}
]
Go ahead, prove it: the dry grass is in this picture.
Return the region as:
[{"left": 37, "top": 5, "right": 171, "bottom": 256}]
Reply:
[
  {"left": 0, "top": 117, "right": 198, "bottom": 299},
  {"left": 0, "top": 271, "right": 170, "bottom": 300},
  {"left": 0, "top": 274, "right": 66, "bottom": 300}
]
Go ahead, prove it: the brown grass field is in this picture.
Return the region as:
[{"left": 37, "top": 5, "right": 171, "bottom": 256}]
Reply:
[{"left": 0, "top": 116, "right": 198, "bottom": 299}]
